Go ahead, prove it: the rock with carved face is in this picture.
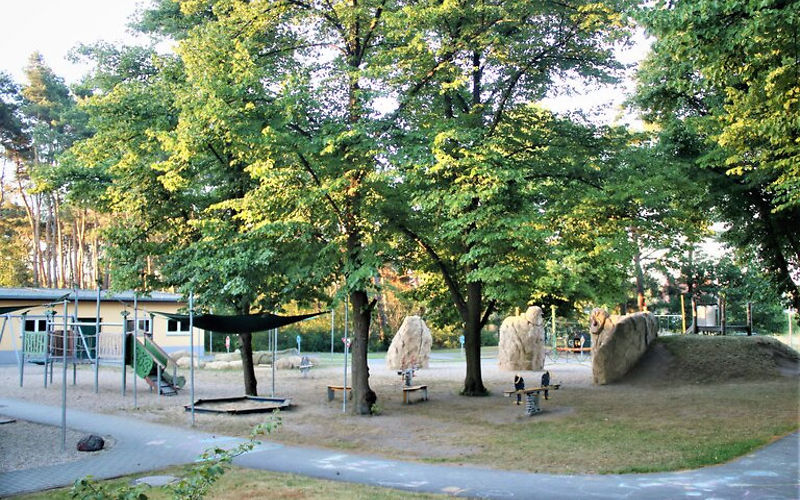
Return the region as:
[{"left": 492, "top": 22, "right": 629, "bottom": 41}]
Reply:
[
  {"left": 498, "top": 306, "right": 546, "bottom": 371},
  {"left": 590, "top": 308, "right": 658, "bottom": 385}
]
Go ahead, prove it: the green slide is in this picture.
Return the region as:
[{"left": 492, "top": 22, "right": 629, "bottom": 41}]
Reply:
[{"left": 125, "top": 334, "right": 186, "bottom": 390}]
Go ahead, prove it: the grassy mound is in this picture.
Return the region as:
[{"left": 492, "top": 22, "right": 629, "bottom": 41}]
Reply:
[{"left": 626, "top": 335, "right": 800, "bottom": 385}]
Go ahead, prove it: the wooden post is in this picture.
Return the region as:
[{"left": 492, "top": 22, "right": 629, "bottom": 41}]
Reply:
[
  {"left": 692, "top": 296, "right": 698, "bottom": 334},
  {"left": 746, "top": 302, "right": 752, "bottom": 336}
]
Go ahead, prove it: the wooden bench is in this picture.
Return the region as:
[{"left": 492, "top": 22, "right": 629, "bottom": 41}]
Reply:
[
  {"left": 504, "top": 385, "right": 560, "bottom": 416},
  {"left": 326, "top": 385, "right": 352, "bottom": 401},
  {"left": 402, "top": 384, "right": 428, "bottom": 404},
  {"left": 556, "top": 346, "right": 592, "bottom": 362}
]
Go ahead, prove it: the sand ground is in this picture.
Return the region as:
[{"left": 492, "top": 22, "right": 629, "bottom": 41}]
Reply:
[{"left": 0, "top": 354, "right": 592, "bottom": 472}]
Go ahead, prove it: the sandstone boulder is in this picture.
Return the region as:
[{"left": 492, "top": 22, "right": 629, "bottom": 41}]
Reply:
[
  {"left": 175, "top": 356, "right": 205, "bottom": 369},
  {"left": 590, "top": 308, "right": 658, "bottom": 385},
  {"left": 386, "top": 316, "right": 432, "bottom": 370},
  {"left": 205, "top": 360, "right": 236, "bottom": 370},
  {"left": 213, "top": 352, "right": 241, "bottom": 362},
  {"left": 498, "top": 306, "right": 546, "bottom": 371},
  {"left": 273, "top": 355, "right": 320, "bottom": 370}
]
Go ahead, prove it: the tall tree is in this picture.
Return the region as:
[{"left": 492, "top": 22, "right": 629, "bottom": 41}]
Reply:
[
  {"left": 635, "top": 0, "right": 800, "bottom": 310},
  {"left": 70, "top": 24, "right": 330, "bottom": 397},
  {"left": 387, "top": 0, "right": 631, "bottom": 394}
]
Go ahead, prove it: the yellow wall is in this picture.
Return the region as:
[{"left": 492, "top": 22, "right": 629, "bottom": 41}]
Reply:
[{"left": 0, "top": 298, "right": 203, "bottom": 364}]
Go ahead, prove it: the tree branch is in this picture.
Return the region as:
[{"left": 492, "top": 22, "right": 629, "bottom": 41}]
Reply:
[
  {"left": 295, "top": 152, "right": 345, "bottom": 224},
  {"left": 397, "top": 223, "right": 467, "bottom": 317},
  {"left": 479, "top": 299, "right": 496, "bottom": 329}
]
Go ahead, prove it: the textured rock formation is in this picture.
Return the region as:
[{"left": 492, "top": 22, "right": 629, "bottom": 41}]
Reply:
[
  {"left": 77, "top": 435, "right": 105, "bottom": 452},
  {"left": 498, "top": 306, "right": 546, "bottom": 371},
  {"left": 590, "top": 308, "right": 658, "bottom": 385},
  {"left": 386, "top": 316, "right": 432, "bottom": 370}
]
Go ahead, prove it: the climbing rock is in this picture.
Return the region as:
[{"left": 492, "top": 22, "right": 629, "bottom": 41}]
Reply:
[
  {"left": 175, "top": 356, "right": 205, "bottom": 368},
  {"left": 590, "top": 309, "right": 658, "bottom": 385},
  {"left": 205, "top": 360, "right": 234, "bottom": 370},
  {"left": 77, "top": 435, "right": 105, "bottom": 452},
  {"left": 498, "top": 306, "right": 546, "bottom": 371},
  {"left": 386, "top": 316, "right": 432, "bottom": 370}
]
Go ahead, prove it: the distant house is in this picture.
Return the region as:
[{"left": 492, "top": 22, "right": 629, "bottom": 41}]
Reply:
[{"left": 0, "top": 288, "right": 204, "bottom": 365}]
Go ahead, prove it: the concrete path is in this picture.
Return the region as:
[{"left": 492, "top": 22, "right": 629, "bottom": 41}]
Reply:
[{"left": 1, "top": 397, "right": 797, "bottom": 499}]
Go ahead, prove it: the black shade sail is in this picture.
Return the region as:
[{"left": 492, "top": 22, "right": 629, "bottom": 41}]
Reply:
[
  {"left": 155, "top": 311, "right": 327, "bottom": 333},
  {"left": 0, "top": 305, "right": 41, "bottom": 316}
]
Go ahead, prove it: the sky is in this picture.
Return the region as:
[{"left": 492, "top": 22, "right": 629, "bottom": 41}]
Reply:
[
  {"left": 0, "top": 0, "right": 648, "bottom": 125},
  {"left": 0, "top": 0, "right": 145, "bottom": 84}
]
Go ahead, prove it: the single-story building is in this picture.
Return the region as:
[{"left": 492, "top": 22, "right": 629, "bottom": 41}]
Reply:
[{"left": 0, "top": 287, "right": 204, "bottom": 365}]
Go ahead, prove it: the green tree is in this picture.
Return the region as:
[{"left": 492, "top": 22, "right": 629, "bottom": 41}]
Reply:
[
  {"left": 634, "top": 0, "right": 800, "bottom": 310},
  {"left": 385, "top": 0, "right": 631, "bottom": 393}
]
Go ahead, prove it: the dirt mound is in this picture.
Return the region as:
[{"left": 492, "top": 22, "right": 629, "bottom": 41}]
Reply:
[{"left": 622, "top": 335, "right": 800, "bottom": 385}]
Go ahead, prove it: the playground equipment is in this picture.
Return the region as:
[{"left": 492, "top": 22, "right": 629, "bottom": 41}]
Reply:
[
  {"left": 186, "top": 396, "right": 290, "bottom": 414},
  {"left": 126, "top": 333, "right": 185, "bottom": 396},
  {"left": 9, "top": 290, "right": 189, "bottom": 399},
  {"left": 690, "top": 296, "right": 753, "bottom": 335}
]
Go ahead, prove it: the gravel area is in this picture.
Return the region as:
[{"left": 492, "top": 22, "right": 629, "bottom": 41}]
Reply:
[{"left": 0, "top": 417, "right": 114, "bottom": 473}]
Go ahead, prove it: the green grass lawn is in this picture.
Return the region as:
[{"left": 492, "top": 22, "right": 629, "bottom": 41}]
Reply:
[{"left": 16, "top": 467, "right": 447, "bottom": 500}]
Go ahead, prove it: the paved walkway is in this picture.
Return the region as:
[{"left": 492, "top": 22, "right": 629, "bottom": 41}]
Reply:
[{"left": 0, "top": 397, "right": 798, "bottom": 499}]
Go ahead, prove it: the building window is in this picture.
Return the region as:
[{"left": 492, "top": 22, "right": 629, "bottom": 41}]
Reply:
[
  {"left": 125, "top": 319, "right": 152, "bottom": 337},
  {"left": 24, "top": 319, "right": 47, "bottom": 333},
  {"left": 167, "top": 319, "right": 191, "bottom": 335}
]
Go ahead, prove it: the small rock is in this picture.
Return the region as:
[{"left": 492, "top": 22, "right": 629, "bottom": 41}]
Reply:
[{"left": 77, "top": 434, "right": 105, "bottom": 452}]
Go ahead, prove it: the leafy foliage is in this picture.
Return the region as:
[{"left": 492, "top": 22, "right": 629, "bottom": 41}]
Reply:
[{"left": 634, "top": 0, "right": 800, "bottom": 310}]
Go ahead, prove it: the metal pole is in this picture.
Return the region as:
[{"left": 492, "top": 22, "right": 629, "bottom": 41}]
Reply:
[
  {"left": 189, "top": 291, "right": 195, "bottom": 426},
  {"left": 343, "top": 337, "right": 348, "bottom": 414},
  {"left": 61, "top": 298, "right": 68, "bottom": 452},
  {"left": 550, "top": 305, "right": 557, "bottom": 346},
  {"left": 680, "top": 295, "right": 686, "bottom": 334},
  {"left": 45, "top": 311, "right": 52, "bottom": 388},
  {"left": 330, "top": 308, "right": 335, "bottom": 360},
  {"left": 271, "top": 328, "right": 277, "bottom": 397},
  {"left": 789, "top": 309, "right": 794, "bottom": 349},
  {"left": 94, "top": 286, "right": 101, "bottom": 393},
  {"left": 19, "top": 313, "right": 26, "bottom": 387},
  {"left": 133, "top": 294, "right": 138, "bottom": 409},
  {"left": 343, "top": 294, "right": 349, "bottom": 414},
  {"left": 121, "top": 311, "right": 128, "bottom": 395}
]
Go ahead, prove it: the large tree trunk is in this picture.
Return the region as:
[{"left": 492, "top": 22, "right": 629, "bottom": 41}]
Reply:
[
  {"left": 239, "top": 331, "right": 258, "bottom": 396},
  {"left": 235, "top": 301, "right": 258, "bottom": 396},
  {"left": 54, "top": 195, "right": 65, "bottom": 287},
  {"left": 350, "top": 288, "right": 375, "bottom": 414},
  {"left": 462, "top": 280, "right": 487, "bottom": 396}
]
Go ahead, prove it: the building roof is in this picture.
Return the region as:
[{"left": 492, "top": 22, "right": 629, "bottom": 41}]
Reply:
[{"left": 0, "top": 288, "right": 184, "bottom": 303}]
